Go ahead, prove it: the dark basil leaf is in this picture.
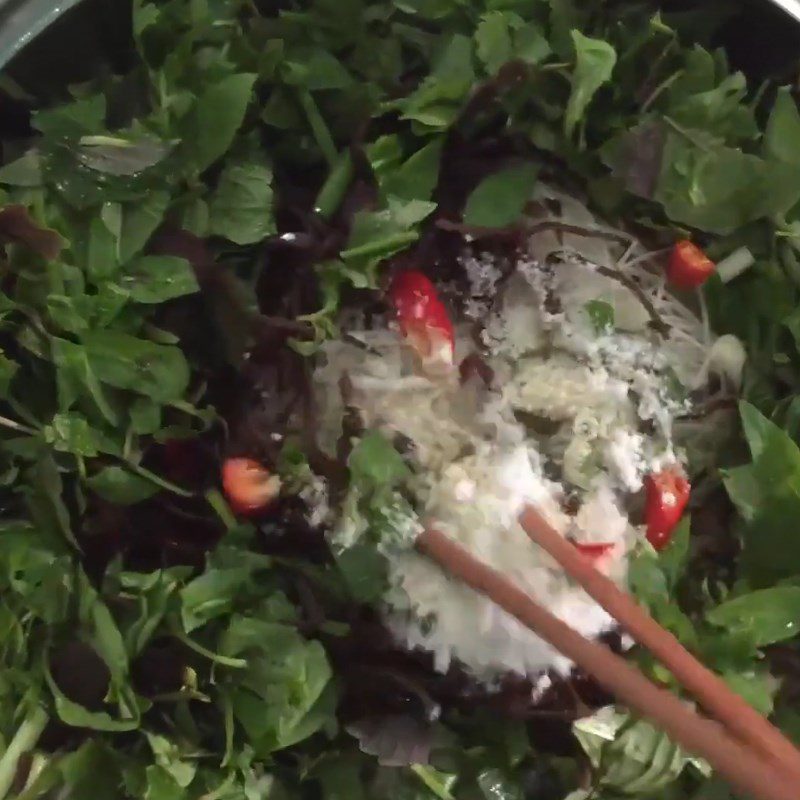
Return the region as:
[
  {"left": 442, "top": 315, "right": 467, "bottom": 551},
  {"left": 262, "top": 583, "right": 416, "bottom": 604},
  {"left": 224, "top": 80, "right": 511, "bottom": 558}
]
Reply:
[{"left": 0, "top": 204, "right": 65, "bottom": 259}]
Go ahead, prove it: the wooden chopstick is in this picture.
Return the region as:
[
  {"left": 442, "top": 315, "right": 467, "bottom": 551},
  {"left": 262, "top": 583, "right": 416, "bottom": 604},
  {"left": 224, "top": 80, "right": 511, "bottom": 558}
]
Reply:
[
  {"left": 417, "top": 527, "right": 800, "bottom": 800},
  {"left": 519, "top": 504, "right": 800, "bottom": 785}
]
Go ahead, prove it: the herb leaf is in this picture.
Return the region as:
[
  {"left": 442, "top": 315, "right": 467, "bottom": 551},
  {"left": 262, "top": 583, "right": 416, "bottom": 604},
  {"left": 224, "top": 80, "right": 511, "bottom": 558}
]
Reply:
[
  {"left": 564, "top": 32, "right": 617, "bottom": 140},
  {"left": 209, "top": 160, "right": 276, "bottom": 245},
  {"left": 86, "top": 466, "right": 161, "bottom": 504},
  {"left": 348, "top": 431, "right": 411, "bottom": 490},
  {"left": 725, "top": 403, "right": 800, "bottom": 584},
  {"left": 707, "top": 586, "right": 800, "bottom": 647},
  {"left": 122, "top": 255, "right": 199, "bottom": 303},
  {"left": 764, "top": 88, "right": 800, "bottom": 166},
  {"left": 81, "top": 330, "right": 191, "bottom": 403},
  {"left": 185, "top": 74, "right": 257, "bottom": 172},
  {"left": 463, "top": 162, "right": 538, "bottom": 228}
]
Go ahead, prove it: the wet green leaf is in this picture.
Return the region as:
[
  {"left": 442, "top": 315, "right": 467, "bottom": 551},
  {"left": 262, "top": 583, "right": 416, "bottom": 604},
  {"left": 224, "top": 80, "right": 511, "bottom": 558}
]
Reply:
[
  {"left": 348, "top": 431, "right": 411, "bottom": 490},
  {"left": 575, "top": 710, "right": 692, "bottom": 794},
  {"left": 209, "top": 161, "right": 275, "bottom": 245},
  {"left": 564, "top": 32, "right": 616, "bottom": 139},
  {"left": 584, "top": 299, "right": 614, "bottom": 333},
  {"left": 336, "top": 544, "right": 388, "bottom": 602},
  {"left": 43, "top": 412, "right": 120, "bottom": 457},
  {"left": 120, "top": 190, "right": 171, "bottom": 262},
  {"left": 475, "top": 12, "right": 514, "bottom": 75},
  {"left": 463, "top": 162, "right": 538, "bottom": 228},
  {"left": 81, "top": 330, "right": 190, "bottom": 403},
  {"left": 0, "top": 352, "right": 18, "bottom": 397},
  {"left": 121, "top": 255, "right": 199, "bottom": 304},
  {"left": 655, "top": 133, "right": 800, "bottom": 234},
  {"left": 764, "top": 88, "right": 800, "bottom": 166},
  {"left": 707, "top": 586, "right": 800, "bottom": 646},
  {"left": 185, "top": 74, "right": 257, "bottom": 172},
  {"left": 381, "top": 139, "right": 443, "bottom": 203},
  {"left": 721, "top": 670, "right": 775, "bottom": 716},
  {"left": 33, "top": 94, "right": 107, "bottom": 139},
  {"left": 0, "top": 151, "right": 42, "bottom": 186},
  {"left": 77, "top": 135, "right": 172, "bottom": 176},
  {"left": 180, "top": 568, "right": 253, "bottom": 633},
  {"left": 87, "top": 466, "right": 161, "bottom": 504}
]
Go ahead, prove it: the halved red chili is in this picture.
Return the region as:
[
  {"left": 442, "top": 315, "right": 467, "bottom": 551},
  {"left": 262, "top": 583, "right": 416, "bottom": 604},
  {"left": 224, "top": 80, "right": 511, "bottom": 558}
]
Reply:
[
  {"left": 389, "top": 270, "right": 454, "bottom": 366},
  {"left": 667, "top": 240, "right": 715, "bottom": 290},
  {"left": 644, "top": 466, "right": 690, "bottom": 551},
  {"left": 221, "top": 457, "right": 280, "bottom": 515}
]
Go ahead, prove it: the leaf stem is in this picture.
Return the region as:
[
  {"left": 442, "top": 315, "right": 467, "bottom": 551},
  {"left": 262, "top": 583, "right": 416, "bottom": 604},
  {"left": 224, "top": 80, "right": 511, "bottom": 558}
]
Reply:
[
  {"left": 339, "top": 231, "right": 419, "bottom": 260},
  {"left": 0, "top": 706, "right": 48, "bottom": 800},
  {"left": 596, "top": 265, "right": 670, "bottom": 337},
  {"left": 205, "top": 488, "right": 237, "bottom": 532},
  {"left": 125, "top": 461, "right": 194, "bottom": 497},
  {"left": 297, "top": 89, "right": 338, "bottom": 167},
  {"left": 663, "top": 115, "right": 712, "bottom": 152},
  {"left": 641, "top": 69, "right": 684, "bottom": 112},
  {"left": 199, "top": 773, "right": 237, "bottom": 800},
  {"left": 170, "top": 628, "right": 247, "bottom": 669},
  {"left": 538, "top": 61, "right": 571, "bottom": 72},
  {"left": 15, "top": 752, "right": 58, "bottom": 800},
  {"left": 6, "top": 397, "right": 41, "bottom": 429},
  {"left": 220, "top": 693, "right": 234, "bottom": 768},
  {"left": 0, "top": 415, "right": 37, "bottom": 436},
  {"left": 410, "top": 765, "right": 454, "bottom": 800},
  {"left": 315, "top": 151, "right": 354, "bottom": 219}
]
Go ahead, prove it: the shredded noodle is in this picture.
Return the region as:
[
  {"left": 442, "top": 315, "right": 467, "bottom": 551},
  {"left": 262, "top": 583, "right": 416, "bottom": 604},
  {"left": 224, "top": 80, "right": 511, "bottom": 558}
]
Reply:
[{"left": 309, "top": 187, "right": 740, "bottom": 681}]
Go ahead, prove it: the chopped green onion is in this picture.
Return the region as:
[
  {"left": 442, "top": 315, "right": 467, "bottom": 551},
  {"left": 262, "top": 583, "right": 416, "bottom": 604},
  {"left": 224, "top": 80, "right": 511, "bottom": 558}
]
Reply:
[{"left": 716, "top": 247, "right": 755, "bottom": 283}]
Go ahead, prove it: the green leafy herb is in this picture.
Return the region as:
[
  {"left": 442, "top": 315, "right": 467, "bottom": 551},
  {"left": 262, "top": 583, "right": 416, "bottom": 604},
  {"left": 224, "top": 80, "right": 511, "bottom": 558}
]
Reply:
[
  {"left": 462, "top": 162, "right": 538, "bottom": 228},
  {"left": 86, "top": 465, "right": 161, "bottom": 504},
  {"left": 209, "top": 160, "right": 276, "bottom": 245},
  {"left": 584, "top": 299, "right": 615, "bottom": 333},
  {"left": 574, "top": 710, "right": 696, "bottom": 794},
  {"left": 706, "top": 586, "right": 800, "bottom": 647},
  {"left": 121, "top": 255, "right": 199, "bottom": 303},
  {"left": 564, "top": 32, "right": 617, "bottom": 140},
  {"left": 2, "top": 2, "right": 800, "bottom": 798},
  {"left": 765, "top": 88, "right": 800, "bottom": 166},
  {"left": 348, "top": 430, "right": 411, "bottom": 490},
  {"left": 80, "top": 330, "right": 191, "bottom": 403},
  {"left": 340, "top": 198, "right": 436, "bottom": 285},
  {"left": 724, "top": 403, "right": 800, "bottom": 584},
  {"left": 185, "top": 74, "right": 257, "bottom": 172},
  {"left": 77, "top": 135, "right": 172, "bottom": 176}
]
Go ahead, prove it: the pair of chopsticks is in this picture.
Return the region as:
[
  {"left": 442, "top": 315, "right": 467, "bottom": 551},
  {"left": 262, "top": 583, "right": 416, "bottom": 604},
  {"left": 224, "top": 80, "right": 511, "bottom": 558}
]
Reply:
[{"left": 416, "top": 506, "right": 800, "bottom": 800}]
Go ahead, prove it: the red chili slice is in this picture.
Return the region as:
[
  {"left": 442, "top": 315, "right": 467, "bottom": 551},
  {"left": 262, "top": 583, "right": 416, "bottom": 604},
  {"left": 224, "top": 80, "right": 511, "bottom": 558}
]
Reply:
[
  {"left": 389, "top": 270, "right": 454, "bottom": 365},
  {"left": 573, "top": 541, "right": 615, "bottom": 563},
  {"left": 644, "top": 466, "right": 690, "bottom": 551},
  {"left": 667, "top": 240, "right": 715, "bottom": 290},
  {"left": 221, "top": 457, "right": 280, "bottom": 515}
]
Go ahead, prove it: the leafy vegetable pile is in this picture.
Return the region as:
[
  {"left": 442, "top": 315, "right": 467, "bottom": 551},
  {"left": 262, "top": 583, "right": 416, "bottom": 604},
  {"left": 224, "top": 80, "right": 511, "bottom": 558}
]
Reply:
[{"left": 2, "top": 0, "right": 800, "bottom": 798}]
